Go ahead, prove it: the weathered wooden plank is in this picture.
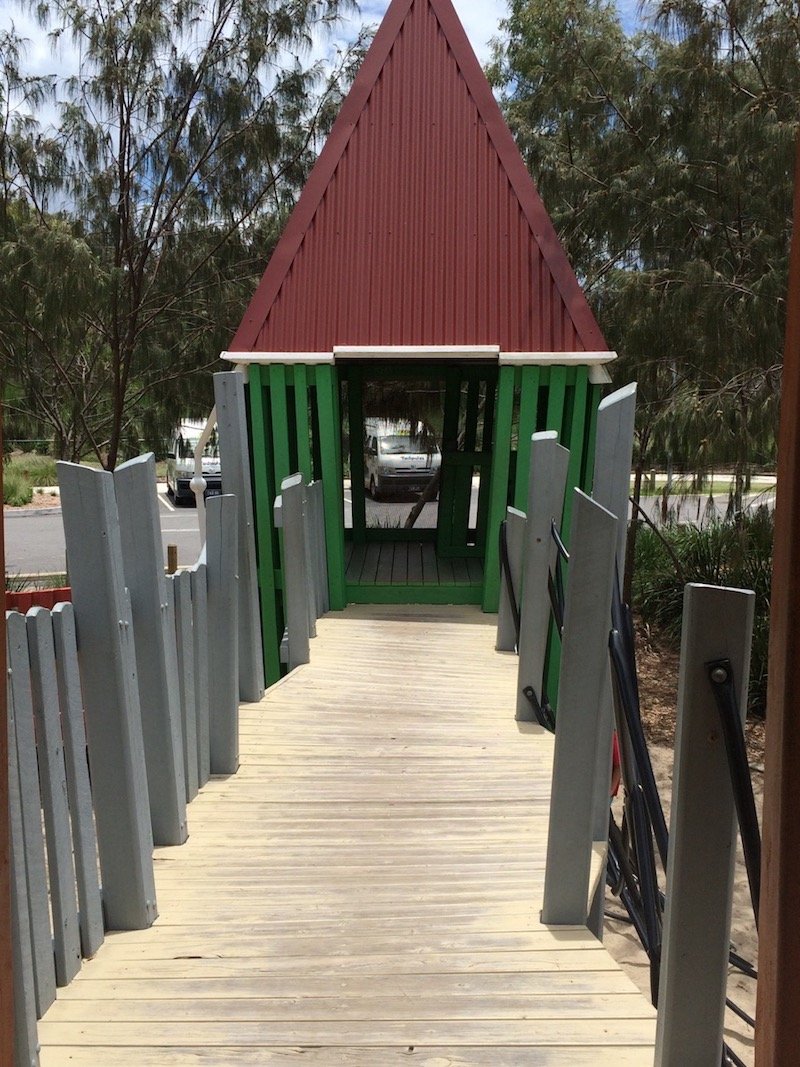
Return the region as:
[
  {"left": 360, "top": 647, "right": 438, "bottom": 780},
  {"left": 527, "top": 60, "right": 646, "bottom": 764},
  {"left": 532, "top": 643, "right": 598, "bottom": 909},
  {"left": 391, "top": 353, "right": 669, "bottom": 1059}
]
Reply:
[
  {"left": 57, "top": 462, "right": 157, "bottom": 931},
  {"left": 214, "top": 370, "right": 265, "bottom": 703},
  {"left": 113, "top": 454, "right": 188, "bottom": 846},
  {"left": 26, "top": 609, "right": 81, "bottom": 987},
  {"left": 7, "top": 610, "right": 56, "bottom": 1016},
  {"left": 206, "top": 494, "right": 239, "bottom": 774},
  {"left": 8, "top": 664, "right": 41, "bottom": 1062},
  {"left": 275, "top": 475, "right": 310, "bottom": 670},
  {"left": 51, "top": 604, "right": 104, "bottom": 960},
  {"left": 190, "top": 565, "right": 211, "bottom": 788},
  {"left": 169, "top": 571, "right": 198, "bottom": 803}
]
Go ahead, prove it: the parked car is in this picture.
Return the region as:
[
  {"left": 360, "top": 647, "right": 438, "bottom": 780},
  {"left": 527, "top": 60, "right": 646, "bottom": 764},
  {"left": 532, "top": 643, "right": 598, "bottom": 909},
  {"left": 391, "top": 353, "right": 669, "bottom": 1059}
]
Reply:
[
  {"left": 166, "top": 420, "right": 222, "bottom": 506},
  {"left": 363, "top": 420, "right": 441, "bottom": 500}
]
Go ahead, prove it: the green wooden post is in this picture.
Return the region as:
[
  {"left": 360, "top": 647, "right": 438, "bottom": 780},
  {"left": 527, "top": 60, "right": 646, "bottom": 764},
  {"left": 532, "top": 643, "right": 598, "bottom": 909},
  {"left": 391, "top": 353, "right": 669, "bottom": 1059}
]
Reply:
[
  {"left": 514, "top": 366, "right": 541, "bottom": 509},
  {"left": 268, "top": 365, "right": 291, "bottom": 489},
  {"left": 315, "top": 363, "right": 347, "bottom": 609},
  {"left": 560, "top": 368, "right": 589, "bottom": 543},
  {"left": 347, "top": 367, "right": 367, "bottom": 543},
  {"left": 246, "top": 366, "right": 282, "bottom": 686},
  {"left": 436, "top": 369, "right": 462, "bottom": 556},
  {"left": 292, "top": 364, "right": 312, "bottom": 483},
  {"left": 482, "top": 366, "right": 515, "bottom": 612},
  {"left": 581, "top": 382, "right": 603, "bottom": 493}
]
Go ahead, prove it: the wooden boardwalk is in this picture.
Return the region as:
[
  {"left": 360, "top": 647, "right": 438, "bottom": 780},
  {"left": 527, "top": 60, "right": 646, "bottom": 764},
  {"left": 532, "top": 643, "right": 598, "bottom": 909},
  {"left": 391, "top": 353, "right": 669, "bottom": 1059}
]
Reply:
[{"left": 38, "top": 605, "right": 656, "bottom": 1065}]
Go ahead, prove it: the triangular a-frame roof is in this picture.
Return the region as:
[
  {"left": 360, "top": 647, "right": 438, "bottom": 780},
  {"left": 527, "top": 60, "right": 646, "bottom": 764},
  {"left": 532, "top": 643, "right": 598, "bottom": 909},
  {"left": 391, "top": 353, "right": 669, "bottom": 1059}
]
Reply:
[{"left": 230, "top": 0, "right": 606, "bottom": 354}]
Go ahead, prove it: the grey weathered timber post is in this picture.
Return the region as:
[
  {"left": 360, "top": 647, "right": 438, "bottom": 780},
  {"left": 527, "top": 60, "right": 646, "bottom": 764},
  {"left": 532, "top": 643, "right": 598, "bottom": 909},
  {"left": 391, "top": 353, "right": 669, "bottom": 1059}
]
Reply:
[
  {"left": 516, "top": 432, "right": 570, "bottom": 721},
  {"left": 51, "top": 604, "right": 104, "bottom": 959},
  {"left": 57, "top": 462, "right": 157, "bottom": 931},
  {"left": 6, "top": 611, "right": 55, "bottom": 1016},
  {"left": 308, "top": 481, "right": 329, "bottom": 616},
  {"left": 214, "top": 371, "right": 265, "bottom": 701},
  {"left": 25, "top": 609, "right": 81, "bottom": 987},
  {"left": 8, "top": 688, "right": 40, "bottom": 1064},
  {"left": 114, "top": 454, "right": 187, "bottom": 846},
  {"left": 588, "top": 382, "right": 637, "bottom": 937},
  {"left": 170, "top": 570, "right": 198, "bottom": 801},
  {"left": 190, "top": 562, "right": 211, "bottom": 786},
  {"left": 655, "top": 583, "right": 755, "bottom": 1066},
  {"left": 496, "top": 507, "right": 526, "bottom": 653},
  {"left": 275, "top": 474, "right": 311, "bottom": 671},
  {"left": 541, "top": 490, "right": 618, "bottom": 926},
  {"left": 206, "top": 494, "right": 239, "bottom": 774}
]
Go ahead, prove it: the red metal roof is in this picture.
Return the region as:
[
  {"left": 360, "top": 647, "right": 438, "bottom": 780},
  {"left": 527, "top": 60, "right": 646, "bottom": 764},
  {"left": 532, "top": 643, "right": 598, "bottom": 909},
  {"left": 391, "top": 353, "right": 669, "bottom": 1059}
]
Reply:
[{"left": 230, "top": 0, "right": 606, "bottom": 354}]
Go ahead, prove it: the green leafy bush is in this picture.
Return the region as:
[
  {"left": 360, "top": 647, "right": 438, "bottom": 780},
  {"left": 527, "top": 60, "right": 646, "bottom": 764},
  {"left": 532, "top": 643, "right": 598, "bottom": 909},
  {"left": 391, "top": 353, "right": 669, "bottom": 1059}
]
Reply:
[
  {"left": 3, "top": 465, "right": 33, "bottom": 506},
  {"left": 632, "top": 508, "right": 773, "bottom": 716}
]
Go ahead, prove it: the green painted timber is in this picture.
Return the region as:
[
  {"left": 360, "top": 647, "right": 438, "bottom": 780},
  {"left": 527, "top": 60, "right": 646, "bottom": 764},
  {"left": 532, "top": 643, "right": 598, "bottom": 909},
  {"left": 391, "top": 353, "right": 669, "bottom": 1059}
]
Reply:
[
  {"left": 560, "top": 368, "right": 588, "bottom": 543},
  {"left": 292, "top": 364, "right": 312, "bottom": 482},
  {"left": 346, "top": 366, "right": 367, "bottom": 542},
  {"left": 346, "top": 584, "right": 483, "bottom": 606},
  {"left": 514, "top": 366, "right": 541, "bottom": 509},
  {"left": 581, "top": 382, "right": 603, "bottom": 493},
  {"left": 482, "top": 366, "right": 515, "bottom": 612},
  {"left": 245, "top": 366, "right": 282, "bottom": 686},
  {"left": 436, "top": 369, "right": 462, "bottom": 557},
  {"left": 316, "top": 363, "right": 347, "bottom": 609},
  {"left": 268, "top": 365, "right": 292, "bottom": 489}
]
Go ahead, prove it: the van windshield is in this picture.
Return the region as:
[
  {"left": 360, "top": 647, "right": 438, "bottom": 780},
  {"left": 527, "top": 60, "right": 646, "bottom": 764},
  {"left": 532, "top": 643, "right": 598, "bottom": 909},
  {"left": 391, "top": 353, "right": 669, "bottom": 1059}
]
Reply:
[
  {"left": 177, "top": 429, "right": 219, "bottom": 460},
  {"left": 379, "top": 435, "right": 427, "bottom": 455}
]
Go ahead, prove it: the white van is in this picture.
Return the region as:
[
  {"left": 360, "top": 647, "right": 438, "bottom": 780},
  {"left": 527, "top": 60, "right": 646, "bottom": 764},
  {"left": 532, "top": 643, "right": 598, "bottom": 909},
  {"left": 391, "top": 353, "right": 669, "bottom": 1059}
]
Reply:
[
  {"left": 363, "top": 420, "right": 441, "bottom": 500},
  {"left": 166, "top": 420, "right": 222, "bottom": 505}
]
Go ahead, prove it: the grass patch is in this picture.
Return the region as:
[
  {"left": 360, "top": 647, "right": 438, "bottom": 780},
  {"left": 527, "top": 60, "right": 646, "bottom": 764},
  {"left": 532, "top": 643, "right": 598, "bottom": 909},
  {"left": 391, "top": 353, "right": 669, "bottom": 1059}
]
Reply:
[{"left": 4, "top": 453, "right": 59, "bottom": 506}]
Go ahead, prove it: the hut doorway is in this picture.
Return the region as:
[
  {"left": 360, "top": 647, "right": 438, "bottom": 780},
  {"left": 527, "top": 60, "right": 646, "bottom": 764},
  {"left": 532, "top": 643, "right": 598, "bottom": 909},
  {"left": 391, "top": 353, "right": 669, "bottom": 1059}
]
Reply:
[{"left": 341, "top": 362, "right": 496, "bottom": 605}]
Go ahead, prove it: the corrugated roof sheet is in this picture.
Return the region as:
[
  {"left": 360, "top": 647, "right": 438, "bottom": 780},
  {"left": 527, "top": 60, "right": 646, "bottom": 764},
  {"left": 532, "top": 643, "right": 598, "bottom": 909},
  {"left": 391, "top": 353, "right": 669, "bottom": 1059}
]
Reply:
[{"left": 230, "top": 0, "right": 606, "bottom": 354}]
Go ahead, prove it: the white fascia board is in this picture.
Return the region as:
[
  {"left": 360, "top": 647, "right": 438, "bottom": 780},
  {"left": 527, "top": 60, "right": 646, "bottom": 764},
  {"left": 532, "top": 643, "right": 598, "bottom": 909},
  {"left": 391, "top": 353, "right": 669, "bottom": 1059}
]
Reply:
[
  {"left": 498, "top": 351, "right": 618, "bottom": 366},
  {"left": 221, "top": 351, "right": 335, "bottom": 365},
  {"left": 333, "top": 345, "right": 500, "bottom": 360}
]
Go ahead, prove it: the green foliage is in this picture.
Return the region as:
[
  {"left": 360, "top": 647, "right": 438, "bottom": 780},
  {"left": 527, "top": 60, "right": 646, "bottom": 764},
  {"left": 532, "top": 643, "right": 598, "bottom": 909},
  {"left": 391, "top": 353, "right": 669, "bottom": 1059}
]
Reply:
[
  {"left": 490, "top": 0, "right": 795, "bottom": 485},
  {"left": 1, "top": 5, "right": 367, "bottom": 466},
  {"left": 3, "top": 464, "right": 33, "bottom": 505},
  {"left": 633, "top": 508, "right": 773, "bottom": 714},
  {"left": 3, "top": 453, "right": 58, "bottom": 505}
]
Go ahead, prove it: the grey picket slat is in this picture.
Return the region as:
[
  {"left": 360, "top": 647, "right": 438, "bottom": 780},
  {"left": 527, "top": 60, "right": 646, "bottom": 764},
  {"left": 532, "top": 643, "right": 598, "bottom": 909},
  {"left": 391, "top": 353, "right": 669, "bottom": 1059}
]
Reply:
[
  {"left": 214, "top": 371, "right": 265, "bottom": 701},
  {"left": 655, "top": 584, "right": 755, "bottom": 1065},
  {"left": 191, "top": 563, "right": 211, "bottom": 787},
  {"left": 516, "top": 432, "right": 569, "bottom": 721},
  {"left": 25, "top": 608, "right": 81, "bottom": 987},
  {"left": 51, "top": 603, "right": 104, "bottom": 959},
  {"left": 541, "top": 490, "right": 618, "bottom": 926},
  {"left": 114, "top": 453, "right": 188, "bottom": 846},
  {"left": 6, "top": 611, "right": 55, "bottom": 1017},
  {"left": 276, "top": 475, "right": 311, "bottom": 671},
  {"left": 171, "top": 570, "right": 198, "bottom": 802},
  {"left": 302, "top": 483, "right": 318, "bottom": 639},
  {"left": 588, "top": 382, "right": 637, "bottom": 937},
  {"left": 206, "top": 494, "right": 240, "bottom": 774},
  {"left": 57, "top": 461, "right": 157, "bottom": 931},
  {"left": 496, "top": 507, "right": 525, "bottom": 653},
  {"left": 8, "top": 671, "right": 41, "bottom": 1066}
]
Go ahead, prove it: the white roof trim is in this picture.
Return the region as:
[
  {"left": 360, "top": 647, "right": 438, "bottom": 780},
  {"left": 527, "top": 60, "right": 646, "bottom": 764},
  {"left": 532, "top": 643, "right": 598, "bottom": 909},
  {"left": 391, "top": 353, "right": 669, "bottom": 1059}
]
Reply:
[
  {"left": 221, "top": 351, "right": 335, "bottom": 365},
  {"left": 334, "top": 345, "right": 501, "bottom": 360},
  {"left": 499, "top": 351, "right": 617, "bottom": 366}
]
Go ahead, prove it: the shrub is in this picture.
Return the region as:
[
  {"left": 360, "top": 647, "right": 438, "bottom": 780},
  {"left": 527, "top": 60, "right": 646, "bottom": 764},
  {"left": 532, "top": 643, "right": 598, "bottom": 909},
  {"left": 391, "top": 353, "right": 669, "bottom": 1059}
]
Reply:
[
  {"left": 3, "top": 465, "right": 33, "bottom": 506},
  {"left": 632, "top": 508, "right": 773, "bottom": 716}
]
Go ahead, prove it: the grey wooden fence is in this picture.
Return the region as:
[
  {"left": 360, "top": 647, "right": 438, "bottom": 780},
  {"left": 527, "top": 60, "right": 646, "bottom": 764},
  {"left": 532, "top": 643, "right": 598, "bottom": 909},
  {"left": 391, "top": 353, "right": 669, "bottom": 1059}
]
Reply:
[
  {"left": 7, "top": 455, "right": 246, "bottom": 1066},
  {"left": 274, "top": 474, "right": 329, "bottom": 671},
  {"left": 497, "top": 388, "right": 758, "bottom": 1057}
]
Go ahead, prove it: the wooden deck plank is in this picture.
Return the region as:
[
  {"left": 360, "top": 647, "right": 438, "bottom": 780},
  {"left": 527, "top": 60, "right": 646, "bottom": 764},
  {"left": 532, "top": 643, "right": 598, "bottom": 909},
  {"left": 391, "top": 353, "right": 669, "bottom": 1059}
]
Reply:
[
  {"left": 345, "top": 543, "right": 367, "bottom": 583},
  {"left": 421, "top": 542, "right": 438, "bottom": 583},
  {"left": 375, "top": 543, "right": 395, "bottom": 584},
  {"left": 391, "top": 541, "right": 408, "bottom": 583},
  {"left": 38, "top": 605, "right": 655, "bottom": 1063}
]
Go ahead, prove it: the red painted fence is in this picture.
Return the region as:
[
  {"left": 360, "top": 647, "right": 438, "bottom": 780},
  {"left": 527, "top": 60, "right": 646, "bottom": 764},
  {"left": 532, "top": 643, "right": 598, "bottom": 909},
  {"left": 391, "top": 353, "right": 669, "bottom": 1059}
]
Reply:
[{"left": 6, "top": 588, "right": 72, "bottom": 612}]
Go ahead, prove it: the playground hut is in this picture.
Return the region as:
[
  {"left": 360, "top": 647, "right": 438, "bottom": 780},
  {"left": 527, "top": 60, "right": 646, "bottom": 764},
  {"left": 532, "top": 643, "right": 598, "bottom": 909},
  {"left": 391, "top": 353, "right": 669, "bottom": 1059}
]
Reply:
[{"left": 225, "top": 0, "right": 616, "bottom": 684}]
